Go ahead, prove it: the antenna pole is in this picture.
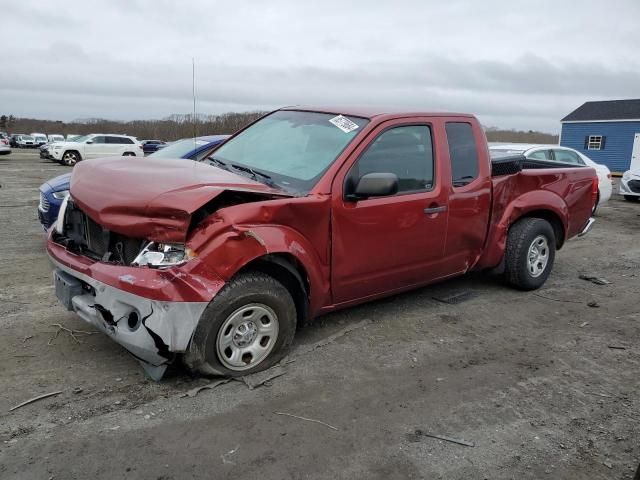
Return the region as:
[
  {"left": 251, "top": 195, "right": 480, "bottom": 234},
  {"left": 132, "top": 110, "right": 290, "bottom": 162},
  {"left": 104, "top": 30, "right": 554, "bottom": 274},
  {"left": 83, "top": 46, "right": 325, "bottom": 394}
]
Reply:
[{"left": 192, "top": 57, "right": 197, "bottom": 146}]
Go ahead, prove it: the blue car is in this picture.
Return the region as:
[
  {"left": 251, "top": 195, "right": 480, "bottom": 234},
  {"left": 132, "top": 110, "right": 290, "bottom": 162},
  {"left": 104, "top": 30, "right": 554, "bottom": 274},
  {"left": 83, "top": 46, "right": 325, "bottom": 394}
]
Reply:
[
  {"left": 141, "top": 139, "right": 166, "bottom": 154},
  {"left": 38, "top": 135, "right": 229, "bottom": 229}
]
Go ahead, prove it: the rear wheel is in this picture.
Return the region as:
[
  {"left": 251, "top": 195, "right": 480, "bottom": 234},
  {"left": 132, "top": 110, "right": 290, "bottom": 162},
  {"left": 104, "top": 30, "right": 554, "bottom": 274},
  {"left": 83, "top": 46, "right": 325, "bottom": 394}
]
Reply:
[
  {"left": 624, "top": 195, "right": 639, "bottom": 202},
  {"left": 504, "top": 218, "right": 556, "bottom": 290},
  {"left": 185, "top": 271, "right": 297, "bottom": 377},
  {"left": 123, "top": 152, "right": 135, "bottom": 156},
  {"left": 62, "top": 151, "right": 80, "bottom": 166}
]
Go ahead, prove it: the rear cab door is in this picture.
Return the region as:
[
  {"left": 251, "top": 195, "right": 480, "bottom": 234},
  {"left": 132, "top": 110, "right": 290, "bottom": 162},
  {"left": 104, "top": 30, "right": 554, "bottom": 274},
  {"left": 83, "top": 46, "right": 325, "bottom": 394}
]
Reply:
[{"left": 441, "top": 119, "right": 492, "bottom": 273}]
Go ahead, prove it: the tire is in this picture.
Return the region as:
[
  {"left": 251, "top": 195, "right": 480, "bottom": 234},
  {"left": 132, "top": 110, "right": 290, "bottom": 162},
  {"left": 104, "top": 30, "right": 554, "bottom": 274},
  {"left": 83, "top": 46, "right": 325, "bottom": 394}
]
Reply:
[
  {"left": 123, "top": 152, "right": 135, "bottom": 156},
  {"left": 62, "top": 151, "right": 80, "bottom": 166},
  {"left": 185, "top": 271, "right": 297, "bottom": 377},
  {"left": 624, "top": 195, "right": 640, "bottom": 202},
  {"left": 504, "top": 218, "right": 556, "bottom": 291}
]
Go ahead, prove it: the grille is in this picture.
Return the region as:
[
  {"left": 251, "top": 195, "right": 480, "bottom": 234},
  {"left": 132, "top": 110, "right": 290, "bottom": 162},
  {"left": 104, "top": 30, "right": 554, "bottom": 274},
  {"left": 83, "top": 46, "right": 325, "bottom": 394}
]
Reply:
[
  {"left": 61, "top": 202, "right": 144, "bottom": 265},
  {"left": 39, "top": 192, "right": 50, "bottom": 212},
  {"left": 628, "top": 180, "right": 640, "bottom": 194}
]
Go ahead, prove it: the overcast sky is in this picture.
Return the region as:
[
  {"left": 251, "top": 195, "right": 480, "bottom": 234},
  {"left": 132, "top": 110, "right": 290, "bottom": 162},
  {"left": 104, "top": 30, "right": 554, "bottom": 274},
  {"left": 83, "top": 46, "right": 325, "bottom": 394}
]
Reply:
[{"left": 2, "top": 0, "right": 639, "bottom": 132}]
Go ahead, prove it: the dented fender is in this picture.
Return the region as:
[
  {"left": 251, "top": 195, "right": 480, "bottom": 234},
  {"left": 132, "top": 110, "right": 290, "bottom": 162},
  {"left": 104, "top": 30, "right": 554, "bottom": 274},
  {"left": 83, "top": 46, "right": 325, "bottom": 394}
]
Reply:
[
  {"left": 186, "top": 195, "right": 332, "bottom": 316},
  {"left": 477, "top": 182, "right": 569, "bottom": 270}
]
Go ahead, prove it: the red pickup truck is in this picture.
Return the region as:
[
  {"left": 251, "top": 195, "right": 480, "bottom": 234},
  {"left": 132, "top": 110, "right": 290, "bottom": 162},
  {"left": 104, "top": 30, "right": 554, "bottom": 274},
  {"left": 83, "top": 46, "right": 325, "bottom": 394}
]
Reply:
[{"left": 48, "top": 107, "right": 597, "bottom": 379}]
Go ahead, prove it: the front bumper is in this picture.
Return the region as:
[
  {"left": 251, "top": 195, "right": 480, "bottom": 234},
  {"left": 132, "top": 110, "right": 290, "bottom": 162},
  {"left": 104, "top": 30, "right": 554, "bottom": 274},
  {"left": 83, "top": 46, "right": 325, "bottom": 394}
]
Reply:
[
  {"left": 620, "top": 178, "right": 640, "bottom": 196},
  {"left": 48, "top": 237, "right": 224, "bottom": 379},
  {"left": 49, "top": 149, "right": 63, "bottom": 160}
]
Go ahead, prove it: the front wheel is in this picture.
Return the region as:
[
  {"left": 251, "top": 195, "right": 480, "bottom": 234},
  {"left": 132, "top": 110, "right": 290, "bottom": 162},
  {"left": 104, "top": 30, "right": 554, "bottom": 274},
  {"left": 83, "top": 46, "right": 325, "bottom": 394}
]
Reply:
[
  {"left": 504, "top": 218, "right": 556, "bottom": 290},
  {"left": 185, "top": 271, "right": 297, "bottom": 377},
  {"left": 62, "top": 151, "right": 80, "bottom": 166}
]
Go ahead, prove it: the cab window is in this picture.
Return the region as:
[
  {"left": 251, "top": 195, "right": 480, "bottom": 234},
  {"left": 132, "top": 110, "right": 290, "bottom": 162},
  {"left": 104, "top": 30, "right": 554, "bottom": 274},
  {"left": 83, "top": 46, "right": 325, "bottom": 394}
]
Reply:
[
  {"left": 446, "top": 122, "right": 479, "bottom": 187},
  {"left": 347, "top": 125, "right": 434, "bottom": 195}
]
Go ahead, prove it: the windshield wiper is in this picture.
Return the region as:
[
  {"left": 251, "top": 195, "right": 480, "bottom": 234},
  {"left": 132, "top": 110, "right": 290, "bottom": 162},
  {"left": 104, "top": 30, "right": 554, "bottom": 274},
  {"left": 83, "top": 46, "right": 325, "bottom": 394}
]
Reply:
[
  {"left": 205, "top": 155, "right": 230, "bottom": 171},
  {"left": 230, "top": 163, "right": 277, "bottom": 187}
]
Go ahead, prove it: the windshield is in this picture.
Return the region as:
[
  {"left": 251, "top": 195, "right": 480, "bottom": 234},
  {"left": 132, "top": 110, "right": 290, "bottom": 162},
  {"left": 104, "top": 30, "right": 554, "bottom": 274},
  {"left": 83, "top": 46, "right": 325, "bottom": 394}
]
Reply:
[
  {"left": 21, "top": 136, "right": 34, "bottom": 141},
  {"left": 149, "top": 138, "right": 209, "bottom": 159},
  {"left": 212, "top": 110, "right": 369, "bottom": 193}
]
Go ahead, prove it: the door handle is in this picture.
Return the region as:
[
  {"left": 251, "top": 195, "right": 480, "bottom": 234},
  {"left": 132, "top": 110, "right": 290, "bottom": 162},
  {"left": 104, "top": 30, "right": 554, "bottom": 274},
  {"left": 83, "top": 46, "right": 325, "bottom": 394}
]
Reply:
[{"left": 424, "top": 205, "right": 447, "bottom": 214}]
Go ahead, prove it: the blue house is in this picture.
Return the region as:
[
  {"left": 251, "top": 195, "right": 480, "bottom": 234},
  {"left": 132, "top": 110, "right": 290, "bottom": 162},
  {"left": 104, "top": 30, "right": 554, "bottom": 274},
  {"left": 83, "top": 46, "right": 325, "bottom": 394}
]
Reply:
[{"left": 560, "top": 99, "right": 640, "bottom": 173}]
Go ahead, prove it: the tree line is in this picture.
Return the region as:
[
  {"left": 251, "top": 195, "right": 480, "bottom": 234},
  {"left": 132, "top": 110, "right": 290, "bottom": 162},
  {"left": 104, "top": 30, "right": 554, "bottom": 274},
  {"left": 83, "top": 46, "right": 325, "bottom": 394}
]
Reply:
[
  {"left": 0, "top": 112, "right": 267, "bottom": 141},
  {"left": 1, "top": 112, "right": 559, "bottom": 144}
]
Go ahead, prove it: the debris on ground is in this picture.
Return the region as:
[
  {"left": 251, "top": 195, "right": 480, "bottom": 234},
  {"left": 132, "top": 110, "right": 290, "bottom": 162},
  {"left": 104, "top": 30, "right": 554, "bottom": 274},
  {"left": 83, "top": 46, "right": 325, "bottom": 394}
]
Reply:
[
  {"left": 432, "top": 290, "right": 476, "bottom": 305},
  {"left": 48, "top": 323, "right": 97, "bottom": 345},
  {"left": 238, "top": 365, "right": 287, "bottom": 390},
  {"left": 607, "top": 345, "right": 627, "bottom": 350},
  {"left": 533, "top": 292, "right": 582, "bottom": 304},
  {"left": 22, "top": 335, "right": 33, "bottom": 343},
  {"left": 9, "top": 391, "right": 63, "bottom": 412},
  {"left": 180, "top": 379, "right": 232, "bottom": 398},
  {"left": 579, "top": 274, "right": 611, "bottom": 285},
  {"left": 274, "top": 411, "right": 339, "bottom": 431},
  {"left": 587, "top": 301, "right": 600, "bottom": 308},
  {"left": 579, "top": 322, "right": 589, "bottom": 328},
  {"left": 293, "top": 319, "right": 372, "bottom": 356},
  {"left": 72, "top": 387, "right": 83, "bottom": 394},
  {"left": 221, "top": 445, "right": 239, "bottom": 465},
  {"left": 406, "top": 429, "right": 475, "bottom": 447}
]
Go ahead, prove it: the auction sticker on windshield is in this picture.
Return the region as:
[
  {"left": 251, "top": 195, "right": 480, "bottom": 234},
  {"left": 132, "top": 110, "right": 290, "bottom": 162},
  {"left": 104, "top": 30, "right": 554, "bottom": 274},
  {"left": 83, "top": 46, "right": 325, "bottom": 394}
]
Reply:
[{"left": 329, "top": 115, "right": 360, "bottom": 133}]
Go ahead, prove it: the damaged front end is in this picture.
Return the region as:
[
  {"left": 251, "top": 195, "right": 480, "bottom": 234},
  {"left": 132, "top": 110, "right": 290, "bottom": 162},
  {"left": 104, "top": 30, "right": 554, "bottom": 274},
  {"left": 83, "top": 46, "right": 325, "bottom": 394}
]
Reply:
[
  {"left": 47, "top": 176, "right": 290, "bottom": 379},
  {"left": 52, "top": 256, "right": 208, "bottom": 380}
]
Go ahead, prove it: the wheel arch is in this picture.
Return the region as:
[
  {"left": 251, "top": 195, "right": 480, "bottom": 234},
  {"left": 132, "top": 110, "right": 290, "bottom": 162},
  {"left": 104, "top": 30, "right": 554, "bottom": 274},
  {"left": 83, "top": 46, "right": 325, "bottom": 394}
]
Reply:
[
  {"left": 513, "top": 209, "right": 565, "bottom": 249},
  {"left": 235, "top": 253, "right": 310, "bottom": 328}
]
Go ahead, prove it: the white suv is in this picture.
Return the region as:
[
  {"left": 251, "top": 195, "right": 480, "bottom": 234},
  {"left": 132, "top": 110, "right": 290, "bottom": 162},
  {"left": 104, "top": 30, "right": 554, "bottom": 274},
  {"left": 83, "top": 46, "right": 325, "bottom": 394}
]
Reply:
[{"left": 49, "top": 134, "right": 143, "bottom": 166}]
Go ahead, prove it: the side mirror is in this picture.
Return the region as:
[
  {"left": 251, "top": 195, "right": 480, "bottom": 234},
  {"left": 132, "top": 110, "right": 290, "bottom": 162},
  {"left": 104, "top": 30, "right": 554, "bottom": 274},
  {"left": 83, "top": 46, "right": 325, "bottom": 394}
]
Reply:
[
  {"left": 86, "top": 140, "right": 93, "bottom": 144},
  {"left": 347, "top": 172, "right": 399, "bottom": 201}
]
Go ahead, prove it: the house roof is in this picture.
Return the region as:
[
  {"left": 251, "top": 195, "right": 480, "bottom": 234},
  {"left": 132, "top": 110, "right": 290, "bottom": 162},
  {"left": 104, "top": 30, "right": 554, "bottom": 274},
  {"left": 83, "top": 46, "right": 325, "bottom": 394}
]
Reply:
[{"left": 562, "top": 99, "right": 640, "bottom": 122}]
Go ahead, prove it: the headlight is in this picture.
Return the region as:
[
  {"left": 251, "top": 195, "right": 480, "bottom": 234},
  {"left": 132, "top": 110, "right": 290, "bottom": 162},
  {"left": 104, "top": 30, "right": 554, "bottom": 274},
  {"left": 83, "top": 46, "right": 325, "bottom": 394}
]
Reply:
[
  {"left": 52, "top": 190, "right": 69, "bottom": 200},
  {"left": 55, "top": 195, "right": 70, "bottom": 234},
  {"left": 132, "top": 242, "right": 196, "bottom": 268}
]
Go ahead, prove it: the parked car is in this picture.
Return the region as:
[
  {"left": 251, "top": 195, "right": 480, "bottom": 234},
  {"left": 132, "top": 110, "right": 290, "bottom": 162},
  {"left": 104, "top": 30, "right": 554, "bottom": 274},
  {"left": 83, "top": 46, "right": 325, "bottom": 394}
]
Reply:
[
  {"left": 0, "top": 134, "right": 11, "bottom": 155},
  {"left": 46, "top": 107, "right": 597, "bottom": 379},
  {"left": 31, "top": 133, "right": 48, "bottom": 146},
  {"left": 619, "top": 169, "right": 640, "bottom": 201},
  {"left": 141, "top": 139, "right": 166, "bottom": 154},
  {"left": 48, "top": 134, "right": 143, "bottom": 166},
  {"left": 16, "top": 135, "right": 36, "bottom": 148},
  {"left": 48, "top": 134, "right": 65, "bottom": 143},
  {"left": 9, "top": 134, "right": 23, "bottom": 148},
  {"left": 489, "top": 143, "right": 612, "bottom": 214},
  {"left": 37, "top": 135, "right": 229, "bottom": 229}
]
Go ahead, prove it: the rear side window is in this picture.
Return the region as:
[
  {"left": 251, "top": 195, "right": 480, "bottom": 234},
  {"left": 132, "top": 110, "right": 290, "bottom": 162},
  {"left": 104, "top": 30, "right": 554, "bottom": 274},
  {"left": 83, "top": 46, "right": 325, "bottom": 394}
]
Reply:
[
  {"left": 349, "top": 125, "right": 434, "bottom": 194},
  {"left": 446, "top": 122, "right": 479, "bottom": 187},
  {"left": 553, "top": 149, "right": 585, "bottom": 166},
  {"left": 92, "top": 136, "right": 106, "bottom": 144},
  {"left": 528, "top": 150, "right": 551, "bottom": 160}
]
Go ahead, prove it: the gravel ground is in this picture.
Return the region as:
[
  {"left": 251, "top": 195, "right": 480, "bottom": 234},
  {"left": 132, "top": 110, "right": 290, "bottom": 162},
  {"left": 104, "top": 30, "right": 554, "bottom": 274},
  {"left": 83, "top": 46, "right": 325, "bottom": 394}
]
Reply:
[{"left": 0, "top": 150, "right": 638, "bottom": 479}]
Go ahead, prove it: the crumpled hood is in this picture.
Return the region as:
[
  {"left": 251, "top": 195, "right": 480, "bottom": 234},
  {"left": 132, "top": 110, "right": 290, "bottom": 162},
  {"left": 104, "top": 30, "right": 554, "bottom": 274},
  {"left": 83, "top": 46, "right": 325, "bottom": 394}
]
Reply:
[{"left": 70, "top": 156, "right": 291, "bottom": 243}]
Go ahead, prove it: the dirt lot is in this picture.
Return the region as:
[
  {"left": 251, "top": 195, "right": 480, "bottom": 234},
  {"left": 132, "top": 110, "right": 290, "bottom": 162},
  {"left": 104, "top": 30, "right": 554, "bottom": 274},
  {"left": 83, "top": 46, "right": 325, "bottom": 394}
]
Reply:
[{"left": 0, "top": 150, "right": 638, "bottom": 479}]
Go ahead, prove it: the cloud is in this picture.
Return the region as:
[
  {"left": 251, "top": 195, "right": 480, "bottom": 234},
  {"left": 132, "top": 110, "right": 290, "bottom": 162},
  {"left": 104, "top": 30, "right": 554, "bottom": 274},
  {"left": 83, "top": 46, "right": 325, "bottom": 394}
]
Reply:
[{"left": 1, "top": 0, "right": 639, "bottom": 132}]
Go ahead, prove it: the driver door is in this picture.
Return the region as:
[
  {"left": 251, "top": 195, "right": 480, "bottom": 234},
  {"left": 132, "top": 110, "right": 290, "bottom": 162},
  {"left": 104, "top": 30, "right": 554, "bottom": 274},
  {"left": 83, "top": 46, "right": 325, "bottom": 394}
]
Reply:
[{"left": 331, "top": 122, "right": 449, "bottom": 304}]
